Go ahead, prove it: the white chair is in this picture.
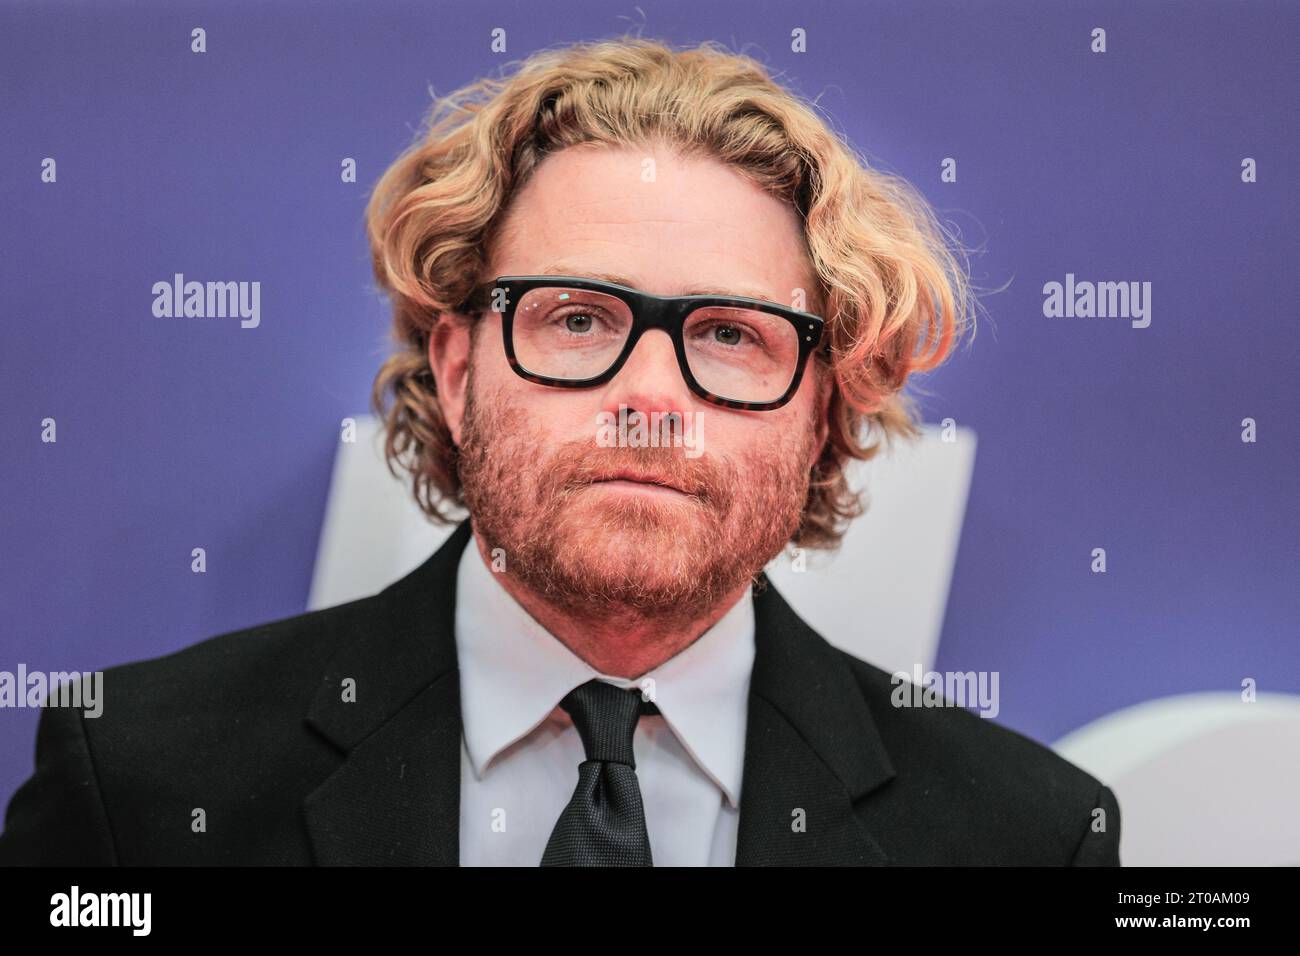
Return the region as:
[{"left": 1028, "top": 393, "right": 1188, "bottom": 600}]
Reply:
[{"left": 1054, "top": 692, "right": 1300, "bottom": 865}]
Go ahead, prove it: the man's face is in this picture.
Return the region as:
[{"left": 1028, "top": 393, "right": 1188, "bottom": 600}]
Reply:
[{"left": 435, "top": 142, "right": 830, "bottom": 621}]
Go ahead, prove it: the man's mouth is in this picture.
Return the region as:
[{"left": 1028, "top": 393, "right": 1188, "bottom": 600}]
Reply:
[{"left": 587, "top": 470, "right": 693, "bottom": 497}]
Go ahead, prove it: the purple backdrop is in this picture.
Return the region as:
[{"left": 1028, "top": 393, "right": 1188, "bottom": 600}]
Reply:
[{"left": 2, "top": 0, "right": 1297, "bottom": 810}]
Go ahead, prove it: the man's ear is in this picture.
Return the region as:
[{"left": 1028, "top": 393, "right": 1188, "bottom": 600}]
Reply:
[{"left": 427, "top": 312, "right": 472, "bottom": 447}]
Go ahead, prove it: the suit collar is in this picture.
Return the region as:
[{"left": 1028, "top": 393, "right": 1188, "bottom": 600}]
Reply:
[{"left": 301, "top": 518, "right": 896, "bottom": 866}]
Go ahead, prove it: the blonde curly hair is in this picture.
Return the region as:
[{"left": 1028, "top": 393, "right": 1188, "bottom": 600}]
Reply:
[{"left": 367, "top": 36, "right": 973, "bottom": 550}]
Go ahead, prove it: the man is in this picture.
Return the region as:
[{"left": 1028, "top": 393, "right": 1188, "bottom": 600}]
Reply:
[{"left": 0, "top": 37, "right": 1119, "bottom": 866}]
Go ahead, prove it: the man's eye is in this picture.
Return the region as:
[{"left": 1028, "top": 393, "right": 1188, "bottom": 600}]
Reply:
[
  {"left": 564, "top": 312, "right": 595, "bottom": 333},
  {"left": 695, "top": 320, "right": 759, "bottom": 348}
]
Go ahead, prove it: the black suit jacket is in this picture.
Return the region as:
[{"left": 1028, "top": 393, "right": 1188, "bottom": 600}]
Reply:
[{"left": 0, "top": 518, "right": 1120, "bottom": 865}]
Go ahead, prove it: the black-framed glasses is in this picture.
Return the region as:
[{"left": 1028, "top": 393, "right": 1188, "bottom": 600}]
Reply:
[{"left": 463, "top": 275, "right": 828, "bottom": 411}]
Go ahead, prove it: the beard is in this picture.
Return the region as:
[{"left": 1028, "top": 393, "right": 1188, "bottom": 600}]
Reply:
[{"left": 456, "top": 377, "right": 817, "bottom": 628}]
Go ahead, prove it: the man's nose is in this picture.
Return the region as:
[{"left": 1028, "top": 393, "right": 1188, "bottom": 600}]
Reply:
[{"left": 599, "top": 328, "right": 692, "bottom": 417}]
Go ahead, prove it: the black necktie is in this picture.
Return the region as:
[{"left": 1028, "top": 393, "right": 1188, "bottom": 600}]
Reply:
[{"left": 540, "top": 679, "right": 660, "bottom": 866}]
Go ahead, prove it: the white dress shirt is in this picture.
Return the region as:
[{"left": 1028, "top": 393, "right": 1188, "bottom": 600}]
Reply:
[{"left": 454, "top": 532, "right": 755, "bottom": 866}]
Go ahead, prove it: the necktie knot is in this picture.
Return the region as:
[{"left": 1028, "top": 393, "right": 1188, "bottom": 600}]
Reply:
[
  {"left": 558, "top": 679, "right": 658, "bottom": 768},
  {"left": 543, "top": 678, "right": 658, "bottom": 866}
]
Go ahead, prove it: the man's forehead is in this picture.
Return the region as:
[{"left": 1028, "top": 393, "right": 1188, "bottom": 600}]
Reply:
[{"left": 487, "top": 147, "right": 821, "bottom": 309}]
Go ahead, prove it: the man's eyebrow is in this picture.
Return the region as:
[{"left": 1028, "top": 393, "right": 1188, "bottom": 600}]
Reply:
[{"left": 534, "top": 263, "right": 780, "bottom": 304}]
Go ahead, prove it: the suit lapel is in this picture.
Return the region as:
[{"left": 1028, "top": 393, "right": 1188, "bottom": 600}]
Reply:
[
  {"left": 735, "top": 573, "right": 897, "bottom": 865},
  {"left": 301, "top": 519, "right": 473, "bottom": 866}
]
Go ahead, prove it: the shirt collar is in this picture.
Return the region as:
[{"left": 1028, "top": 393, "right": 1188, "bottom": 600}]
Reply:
[{"left": 454, "top": 532, "right": 754, "bottom": 808}]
